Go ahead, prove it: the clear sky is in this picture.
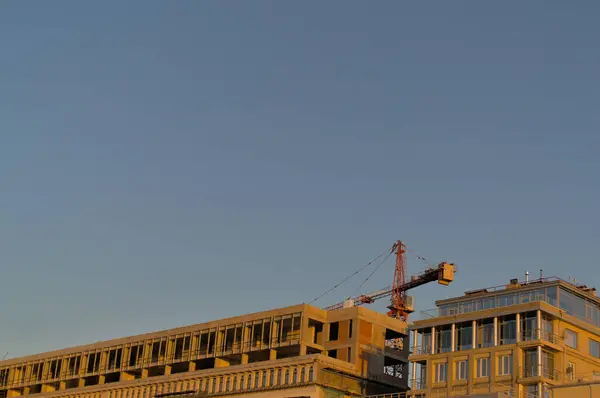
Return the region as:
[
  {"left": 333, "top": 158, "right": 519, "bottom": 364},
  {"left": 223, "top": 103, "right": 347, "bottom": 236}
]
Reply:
[{"left": 1, "top": 1, "right": 599, "bottom": 359}]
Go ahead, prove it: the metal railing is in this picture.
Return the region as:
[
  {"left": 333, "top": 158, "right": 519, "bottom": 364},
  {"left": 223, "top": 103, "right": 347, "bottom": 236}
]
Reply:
[{"left": 520, "top": 365, "right": 560, "bottom": 380}]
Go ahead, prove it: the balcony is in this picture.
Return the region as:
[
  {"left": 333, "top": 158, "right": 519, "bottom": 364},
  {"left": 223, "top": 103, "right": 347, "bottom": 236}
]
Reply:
[
  {"left": 519, "top": 365, "right": 560, "bottom": 380},
  {"left": 520, "top": 329, "right": 561, "bottom": 346}
]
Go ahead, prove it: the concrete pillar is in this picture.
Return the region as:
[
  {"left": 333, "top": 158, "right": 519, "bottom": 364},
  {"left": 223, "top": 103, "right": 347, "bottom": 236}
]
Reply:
[
  {"left": 188, "top": 361, "right": 196, "bottom": 372},
  {"left": 241, "top": 354, "right": 249, "bottom": 365},
  {"left": 451, "top": 324, "right": 456, "bottom": 352},
  {"left": 537, "top": 310, "right": 542, "bottom": 340},
  {"left": 140, "top": 369, "right": 148, "bottom": 378},
  {"left": 59, "top": 381, "right": 66, "bottom": 390},
  {"left": 269, "top": 349, "right": 277, "bottom": 361},
  {"left": 78, "top": 379, "right": 85, "bottom": 388},
  {"left": 98, "top": 375, "right": 106, "bottom": 385},
  {"left": 411, "top": 361, "right": 417, "bottom": 385},
  {"left": 413, "top": 330, "right": 418, "bottom": 353},
  {"left": 299, "top": 344, "right": 307, "bottom": 356},
  {"left": 516, "top": 313, "right": 521, "bottom": 343},
  {"left": 493, "top": 317, "right": 498, "bottom": 346},
  {"left": 164, "top": 365, "right": 172, "bottom": 376},
  {"left": 537, "top": 346, "right": 542, "bottom": 377},
  {"left": 472, "top": 320, "right": 477, "bottom": 349},
  {"left": 431, "top": 327, "right": 436, "bottom": 355}
]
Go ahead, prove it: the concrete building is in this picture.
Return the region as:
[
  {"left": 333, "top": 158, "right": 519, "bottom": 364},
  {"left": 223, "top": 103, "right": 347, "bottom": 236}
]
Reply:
[
  {"left": 0, "top": 304, "right": 409, "bottom": 398},
  {"left": 408, "top": 276, "right": 600, "bottom": 398}
]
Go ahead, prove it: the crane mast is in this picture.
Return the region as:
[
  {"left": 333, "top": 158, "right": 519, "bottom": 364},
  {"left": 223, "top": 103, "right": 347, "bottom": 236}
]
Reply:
[{"left": 388, "top": 240, "right": 408, "bottom": 321}]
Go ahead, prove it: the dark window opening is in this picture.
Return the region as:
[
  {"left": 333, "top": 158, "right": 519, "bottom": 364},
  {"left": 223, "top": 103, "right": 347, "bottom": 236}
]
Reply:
[{"left": 329, "top": 322, "right": 339, "bottom": 341}]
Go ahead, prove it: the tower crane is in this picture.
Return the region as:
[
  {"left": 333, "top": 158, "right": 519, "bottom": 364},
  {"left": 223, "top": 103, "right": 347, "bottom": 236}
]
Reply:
[{"left": 325, "top": 240, "right": 455, "bottom": 323}]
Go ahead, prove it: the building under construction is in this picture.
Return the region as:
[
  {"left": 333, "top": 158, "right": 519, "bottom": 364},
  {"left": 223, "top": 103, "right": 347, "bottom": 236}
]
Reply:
[{"left": 0, "top": 304, "right": 409, "bottom": 398}]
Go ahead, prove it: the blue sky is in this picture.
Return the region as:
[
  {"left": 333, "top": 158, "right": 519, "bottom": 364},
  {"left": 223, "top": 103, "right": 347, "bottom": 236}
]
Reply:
[{"left": 1, "top": 1, "right": 599, "bottom": 358}]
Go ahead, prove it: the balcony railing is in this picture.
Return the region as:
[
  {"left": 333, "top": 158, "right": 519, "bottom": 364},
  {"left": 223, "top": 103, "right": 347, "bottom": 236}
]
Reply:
[
  {"left": 519, "top": 365, "right": 560, "bottom": 380},
  {"left": 408, "top": 378, "right": 426, "bottom": 390},
  {"left": 521, "top": 329, "right": 561, "bottom": 345}
]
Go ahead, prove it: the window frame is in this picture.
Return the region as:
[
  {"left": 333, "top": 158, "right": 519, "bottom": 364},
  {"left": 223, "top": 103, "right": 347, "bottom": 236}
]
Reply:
[
  {"left": 434, "top": 362, "right": 447, "bottom": 383},
  {"left": 564, "top": 329, "right": 578, "bottom": 349},
  {"left": 455, "top": 360, "right": 468, "bottom": 381},
  {"left": 497, "top": 354, "right": 513, "bottom": 376},
  {"left": 476, "top": 357, "right": 490, "bottom": 378},
  {"left": 590, "top": 339, "right": 600, "bottom": 358}
]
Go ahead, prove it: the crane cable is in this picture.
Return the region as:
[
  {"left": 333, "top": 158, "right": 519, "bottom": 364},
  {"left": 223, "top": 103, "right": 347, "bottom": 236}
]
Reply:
[
  {"left": 350, "top": 249, "right": 395, "bottom": 298},
  {"left": 309, "top": 245, "right": 395, "bottom": 305}
]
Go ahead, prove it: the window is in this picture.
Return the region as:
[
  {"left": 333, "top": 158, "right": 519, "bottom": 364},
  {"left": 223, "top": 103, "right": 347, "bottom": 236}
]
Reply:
[
  {"left": 348, "top": 320, "right": 353, "bottom": 339},
  {"left": 497, "top": 355, "right": 513, "bottom": 376},
  {"left": 435, "top": 327, "right": 452, "bottom": 353},
  {"left": 590, "top": 339, "right": 600, "bottom": 358},
  {"left": 476, "top": 357, "right": 489, "bottom": 378},
  {"left": 455, "top": 360, "right": 468, "bottom": 381},
  {"left": 567, "top": 362, "right": 575, "bottom": 381},
  {"left": 565, "top": 329, "right": 577, "bottom": 349},
  {"left": 498, "top": 317, "right": 517, "bottom": 345},
  {"left": 434, "top": 363, "right": 447, "bottom": 383},
  {"left": 455, "top": 323, "right": 473, "bottom": 351},
  {"left": 329, "top": 322, "right": 339, "bottom": 341},
  {"left": 477, "top": 321, "right": 494, "bottom": 348}
]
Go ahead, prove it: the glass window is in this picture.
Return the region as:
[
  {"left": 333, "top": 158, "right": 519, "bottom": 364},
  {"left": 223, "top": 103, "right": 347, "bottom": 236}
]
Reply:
[
  {"left": 435, "top": 327, "right": 452, "bottom": 353},
  {"left": 476, "top": 357, "right": 489, "bottom": 378},
  {"left": 542, "top": 350, "right": 555, "bottom": 379},
  {"left": 455, "top": 360, "right": 468, "bottom": 380},
  {"left": 565, "top": 329, "right": 577, "bottom": 349},
  {"left": 497, "top": 355, "right": 513, "bottom": 376},
  {"left": 455, "top": 323, "right": 473, "bottom": 351},
  {"left": 523, "top": 350, "right": 537, "bottom": 377},
  {"left": 477, "top": 321, "right": 494, "bottom": 348},
  {"left": 434, "top": 363, "right": 447, "bottom": 383},
  {"left": 521, "top": 314, "right": 537, "bottom": 341},
  {"left": 590, "top": 339, "right": 600, "bottom": 358},
  {"left": 498, "top": 316, "right": 516, "bottom": 345},
  {"left": 482, "top": 298, "right": 495, "bottom": 309}
]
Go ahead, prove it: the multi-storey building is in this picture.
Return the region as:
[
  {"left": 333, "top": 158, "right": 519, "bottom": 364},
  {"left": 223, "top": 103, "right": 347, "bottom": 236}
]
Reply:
[
  {"left": 408, "top": 276, "right": 600, "bottom": 398},
  {"left": 0, "top": 304, "right": 409, "bottom": 398}
]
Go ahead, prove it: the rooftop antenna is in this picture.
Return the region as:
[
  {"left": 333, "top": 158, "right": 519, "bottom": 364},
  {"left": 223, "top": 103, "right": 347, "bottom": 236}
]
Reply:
[{"left": 525, "top": 271, "right": 529, "bottom": 284}]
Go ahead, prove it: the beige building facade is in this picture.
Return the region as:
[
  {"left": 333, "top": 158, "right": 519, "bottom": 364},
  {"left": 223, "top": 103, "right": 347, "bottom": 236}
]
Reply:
[
  {"left": 0, "top": 304, "right": 409, "bottom": 398},
  {"left": 407, "top": 277, "right": 600, "bottom": 398}
]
